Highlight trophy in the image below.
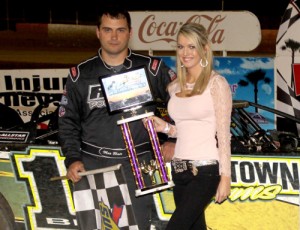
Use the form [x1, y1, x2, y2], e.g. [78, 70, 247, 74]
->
[99, 66, 174, 196]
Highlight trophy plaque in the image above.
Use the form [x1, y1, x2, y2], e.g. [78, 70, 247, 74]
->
[99, 66, 174, 196]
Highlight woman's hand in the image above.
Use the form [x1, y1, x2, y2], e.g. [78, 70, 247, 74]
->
[215, 175, 231, 204]
[143, 116, 167, 133]
[161, 141, 175, 162]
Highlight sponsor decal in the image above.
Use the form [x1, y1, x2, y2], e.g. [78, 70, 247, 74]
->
[70, 67, 77, 78]
[60, 95, 68, 106]
[87, 84, 106, 110]
[168, 69, 177, 81]
[58, 106, 65, 117]
[151, 59, 159, 71]
[99, 201, 122, 229]
[0, 131, 29, 142]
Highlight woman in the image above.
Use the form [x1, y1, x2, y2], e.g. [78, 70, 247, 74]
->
[146, 23, 232, 229]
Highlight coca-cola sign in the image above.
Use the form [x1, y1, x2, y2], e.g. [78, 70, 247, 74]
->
[130, 11, 261, 51]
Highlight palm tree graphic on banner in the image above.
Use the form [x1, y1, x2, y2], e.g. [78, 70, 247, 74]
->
[238, 69, 272, 112]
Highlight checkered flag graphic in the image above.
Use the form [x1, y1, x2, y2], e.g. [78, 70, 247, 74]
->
[276, 69, 300, 135]
[276, 0, 300, 44]
[73, 164, 138, 230]
[294, 63, 300, 96]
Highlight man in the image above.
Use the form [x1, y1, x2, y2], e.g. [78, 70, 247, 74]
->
[58, 4, 176, 230]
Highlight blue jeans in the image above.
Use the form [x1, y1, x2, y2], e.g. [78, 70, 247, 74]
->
[166, 163, 220, 230]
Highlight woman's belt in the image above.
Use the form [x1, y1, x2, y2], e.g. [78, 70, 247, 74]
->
[171, 158, 218, 175]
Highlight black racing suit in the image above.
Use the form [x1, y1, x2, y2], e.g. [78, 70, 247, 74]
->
[58, 48, 176, 229]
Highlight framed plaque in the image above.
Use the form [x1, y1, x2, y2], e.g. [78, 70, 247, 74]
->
[99, 66, 155, 116]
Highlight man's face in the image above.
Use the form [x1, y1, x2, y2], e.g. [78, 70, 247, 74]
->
[96, 14, 132, 56]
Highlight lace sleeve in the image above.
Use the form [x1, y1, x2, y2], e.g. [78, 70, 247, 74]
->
[210, 75, 232, 177]
[166, 84, 177, 138]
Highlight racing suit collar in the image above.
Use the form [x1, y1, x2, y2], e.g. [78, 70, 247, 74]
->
[98, 48, 133, 70]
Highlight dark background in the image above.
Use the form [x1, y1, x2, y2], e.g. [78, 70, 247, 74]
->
[0, 0, 293, 68]
[0, 0, 291, 30]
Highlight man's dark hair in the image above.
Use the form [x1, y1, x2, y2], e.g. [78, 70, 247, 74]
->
[97, 3, 131, 30]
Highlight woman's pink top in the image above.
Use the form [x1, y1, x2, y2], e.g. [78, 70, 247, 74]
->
[168, 72, 232, 176]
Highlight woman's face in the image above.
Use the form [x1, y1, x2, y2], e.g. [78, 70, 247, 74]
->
[177, 34, 201, 70]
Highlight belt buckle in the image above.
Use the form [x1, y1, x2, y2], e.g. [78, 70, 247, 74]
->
[190, 164, 198, 176]
[172, 159, 188, 173]
[187, 161, 198, 176]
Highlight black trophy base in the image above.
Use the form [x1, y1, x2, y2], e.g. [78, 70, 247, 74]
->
[135, 181, 175, 197]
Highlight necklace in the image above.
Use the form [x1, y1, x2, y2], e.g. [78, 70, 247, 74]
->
[185, 82, 195, 90]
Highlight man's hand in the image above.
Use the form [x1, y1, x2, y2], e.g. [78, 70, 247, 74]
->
[162, 141, 175, 162]
[66, 161, 85, 183]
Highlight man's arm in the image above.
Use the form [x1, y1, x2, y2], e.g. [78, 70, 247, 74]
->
[58, 71, 83, 168]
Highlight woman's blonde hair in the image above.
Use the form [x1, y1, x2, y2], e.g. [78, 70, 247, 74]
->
[170, 22, 214, 96]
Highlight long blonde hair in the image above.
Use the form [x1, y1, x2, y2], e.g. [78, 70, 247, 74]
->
[170, 23, 214, 96]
